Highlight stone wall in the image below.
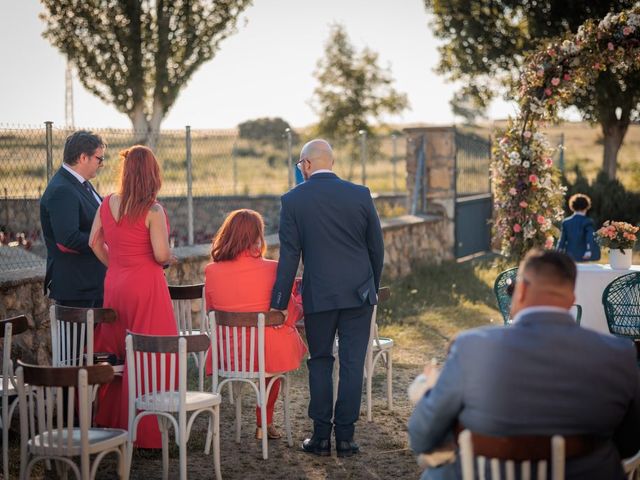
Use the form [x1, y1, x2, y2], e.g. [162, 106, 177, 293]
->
[0, 193, 407, 246]
[0, 214, 450, 364]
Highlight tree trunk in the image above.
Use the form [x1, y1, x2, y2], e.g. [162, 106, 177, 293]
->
[147, 98, 165, 151]
[600, 120, 628, 180]
[130, 105, 150, 145]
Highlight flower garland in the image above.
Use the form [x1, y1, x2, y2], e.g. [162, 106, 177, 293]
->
[492, 6, 640, 260]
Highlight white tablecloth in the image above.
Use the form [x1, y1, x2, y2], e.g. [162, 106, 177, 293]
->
[575, 263, 640, 334]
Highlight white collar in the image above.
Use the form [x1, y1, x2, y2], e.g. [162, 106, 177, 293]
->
[512, 305, 570, 323]
[573, 211, 586, 216]
[62, 163, 88, 184]
[310, 169, 333, 177]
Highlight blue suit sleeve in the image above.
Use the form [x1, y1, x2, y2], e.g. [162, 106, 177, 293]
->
[48, 186, 92, 254]
[365, 191, 384, 290]
[270, 195, 301, 310]
[557, 221, 567, 252]
[408, 342, 464, 454]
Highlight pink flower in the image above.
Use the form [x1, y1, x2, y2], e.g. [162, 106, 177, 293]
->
[608, 42, 614, 51]
[523, 131, 532, 139]
[548, 99, 556, 105]
[544, 157, 553, 167]
[544, 88, 553, 96]
[594, 62, 601, 70]
[500, 136, 509, 145]
[529, 174, 539, 184]
[624, 26, 633, 36]
[563, 73, 571, 81]
[519, 201, 528, 208]
[536, 69, 545, 77]
[545, 237, 555, 249]
[513, 224, 522, 233]
[509, 187, 517, 195]
[548, 48, 557, 57]
[551, 77, 560, 86]
[537, 215, 546, 225]
[510, 236, 516, 242]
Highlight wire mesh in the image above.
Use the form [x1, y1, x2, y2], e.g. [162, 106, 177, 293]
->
[0, 124, 407, 273]
[455, 131, 491, 197]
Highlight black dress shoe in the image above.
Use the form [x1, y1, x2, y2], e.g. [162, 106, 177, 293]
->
[336, 440, 360, 458]
[302, 437, 331, 456]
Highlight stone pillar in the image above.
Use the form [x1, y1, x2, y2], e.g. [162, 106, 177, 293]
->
[403, 126, 456, 256]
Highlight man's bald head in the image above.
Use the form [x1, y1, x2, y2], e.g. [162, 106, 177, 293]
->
[298, 139, 334, 179]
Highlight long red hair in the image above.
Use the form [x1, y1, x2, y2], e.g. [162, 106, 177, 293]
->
[117, 145, 162, 222]
[211, 209, 267, 262]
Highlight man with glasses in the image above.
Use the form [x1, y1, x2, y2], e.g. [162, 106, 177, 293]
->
[271, 139, 384, 458]
[40, 130, 107, 307]
[408, 249, 640, 479]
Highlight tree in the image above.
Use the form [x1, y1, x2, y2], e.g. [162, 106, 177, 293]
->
[238, 117, 299, 146]
[311, 24, 409, 139]
[424, 0, 638, 178]
[40, 0, 252, 145]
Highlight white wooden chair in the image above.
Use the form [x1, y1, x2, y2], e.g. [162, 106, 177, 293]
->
[49, 304, 118, 367]
[458, 429, 566, 480]
[332, 287, 394, 422]
[126, 332, 222, 480]
[624, 450, 640, 479]
[0, 315, 29, 480]
[16, 361, 128, 480]
[169, 284, 207, 391]
[207, 310, 293, 460]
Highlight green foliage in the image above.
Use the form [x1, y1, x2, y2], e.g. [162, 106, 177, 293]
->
[562, 167, 640, 228]
[39, 0, 252, 137]
[311, 24, 409, 139]
[425, 0, 638, 176]
[237, 117, 299, 146]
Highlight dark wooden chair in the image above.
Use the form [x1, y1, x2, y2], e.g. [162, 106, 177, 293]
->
[16, 361, 128, 480]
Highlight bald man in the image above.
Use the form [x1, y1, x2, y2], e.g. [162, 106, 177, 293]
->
[271, 139, 384, 457]
[408, 250, 640, 480]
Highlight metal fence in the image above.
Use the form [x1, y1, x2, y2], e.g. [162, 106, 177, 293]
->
[455, 131, 492, 197]
[0, 123, 407, 273]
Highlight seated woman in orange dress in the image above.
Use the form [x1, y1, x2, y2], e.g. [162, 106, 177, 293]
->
[205, 209, 307, 440]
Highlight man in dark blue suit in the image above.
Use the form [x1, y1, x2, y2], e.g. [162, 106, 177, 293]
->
[40, 131, 107, 308]
[557, 193, 600, 262]
[270, 139, 384, 457]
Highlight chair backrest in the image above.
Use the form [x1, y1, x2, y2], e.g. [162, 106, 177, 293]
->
[458, 429, 565, 480]
[126, 332, 211, 412]
[603, 272, 640, 338]
[49, 305, 117, 367]
[16, 362, 114, 476]
[169, 284, 206, 335]
[0, 315, 29, 391]
[207, 311, 285, 389]
[494, 267, 518, 324]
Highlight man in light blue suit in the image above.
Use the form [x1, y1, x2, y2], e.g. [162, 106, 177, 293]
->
[408, 249, 640, 479]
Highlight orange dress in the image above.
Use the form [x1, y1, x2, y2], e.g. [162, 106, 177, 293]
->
[94, 196, 178, 448]
[204, 252, 306, 375]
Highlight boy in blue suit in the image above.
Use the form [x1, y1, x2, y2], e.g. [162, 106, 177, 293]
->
[557, 193, 600, 262]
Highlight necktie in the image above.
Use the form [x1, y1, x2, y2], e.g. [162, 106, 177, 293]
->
[82, 181, 93, 195]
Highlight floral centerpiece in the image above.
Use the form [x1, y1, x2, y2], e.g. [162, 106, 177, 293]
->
[596, 221, 639, 269]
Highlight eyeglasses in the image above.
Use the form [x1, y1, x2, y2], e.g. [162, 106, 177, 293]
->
[94, 155, 105, 164]
[295, 158, 307, 170]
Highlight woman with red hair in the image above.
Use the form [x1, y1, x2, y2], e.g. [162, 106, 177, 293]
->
[89, 145, 177, 448]
[205, 209, 306, 440]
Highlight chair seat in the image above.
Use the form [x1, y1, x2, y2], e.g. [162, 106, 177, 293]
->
[136, 390, 221, 412]
[372, 337, 394, 351]
[29, 428, 127, 456]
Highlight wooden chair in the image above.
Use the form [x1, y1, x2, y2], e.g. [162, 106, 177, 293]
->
[125, 332, 221, 480]
[458, 429, 565, 480]
[207, 310, 292, 460]
[332, 288, 395, 422]
[49, 304, 118, 367]
[494, 268, 583, 325]
[169, 284, 207, 391]
[0, 315, 29, 480]
[16, 362, 128, 480]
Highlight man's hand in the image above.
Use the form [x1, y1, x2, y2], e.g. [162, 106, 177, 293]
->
[582, 250, 592, 260]
[269, 308, 288, 329]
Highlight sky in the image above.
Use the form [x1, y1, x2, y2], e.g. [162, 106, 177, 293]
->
[0, 0, 518, 130]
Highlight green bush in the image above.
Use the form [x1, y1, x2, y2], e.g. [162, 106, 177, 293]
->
[562, 167, 640, 228]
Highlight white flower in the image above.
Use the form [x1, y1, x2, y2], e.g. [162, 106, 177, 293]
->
[509, 151, 520, 161]
[522, 161, 530, 168]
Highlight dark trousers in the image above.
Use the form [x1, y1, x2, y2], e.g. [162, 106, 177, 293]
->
[56, 299, 103, 308]
[304, 303, 373, 441]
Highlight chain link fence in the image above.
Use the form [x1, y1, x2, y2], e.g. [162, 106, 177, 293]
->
[0, 123, 407, 273]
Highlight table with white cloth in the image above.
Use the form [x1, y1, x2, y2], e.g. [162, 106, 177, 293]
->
[575, 263, 640, 334]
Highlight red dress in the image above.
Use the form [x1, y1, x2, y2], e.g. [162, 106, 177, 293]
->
[204, 252, 307, 375]
[94, 195, 177, 448]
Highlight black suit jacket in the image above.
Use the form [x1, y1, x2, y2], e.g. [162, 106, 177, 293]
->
[40, 167, 106, 301]
[270, 172, 384, 315]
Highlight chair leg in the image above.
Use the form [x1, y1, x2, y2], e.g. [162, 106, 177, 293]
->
[386, 351, 393, 410]
[159, 417, 170, 480]
[366, 359, 373, 422]
[213, 408, 222, 480]
[179, 411, 188, 480]
[283, 375, 293, 447]
[260, 386, 268, 460]
[228, 383, 234, 405]
[120, 443, 129, 480]
[2, 401, 8, 480]
[234, 383, 243, 444]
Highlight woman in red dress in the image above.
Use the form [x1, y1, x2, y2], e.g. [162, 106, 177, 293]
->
[89, 145, 177, 448]
[205, 209, 307, 440]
